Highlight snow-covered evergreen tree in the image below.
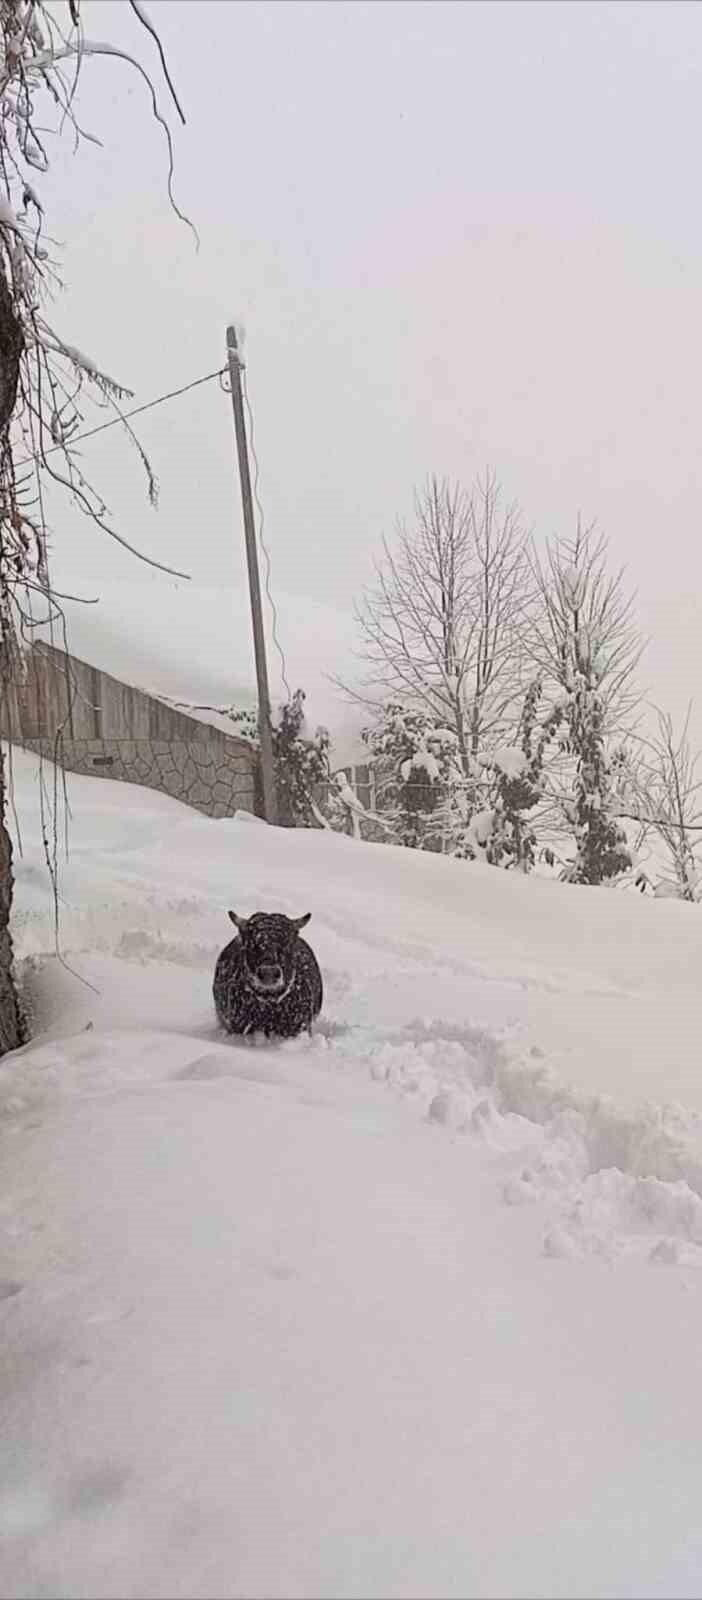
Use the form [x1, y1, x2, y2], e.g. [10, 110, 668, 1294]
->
[560, 682, 632, 884]
[529, 523, 641, 885]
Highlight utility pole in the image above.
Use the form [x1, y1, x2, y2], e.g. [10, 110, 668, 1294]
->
[226, 325, 277, 825]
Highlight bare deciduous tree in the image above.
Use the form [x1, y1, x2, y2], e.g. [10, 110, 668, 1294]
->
[351, 470, 531, 773]
[528, 519, 643, 721]
[630, 707, 702, 901]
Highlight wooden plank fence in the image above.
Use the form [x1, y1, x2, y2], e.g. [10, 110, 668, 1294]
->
[0, 642, 258, 820]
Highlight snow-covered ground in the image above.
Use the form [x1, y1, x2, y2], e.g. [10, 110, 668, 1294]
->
[3, 748, 702, 1598]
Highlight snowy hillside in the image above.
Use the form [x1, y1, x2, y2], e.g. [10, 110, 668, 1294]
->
[3, 750, 702, 1597]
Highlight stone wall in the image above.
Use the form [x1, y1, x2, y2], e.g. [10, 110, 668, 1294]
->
[20, 736, 255, 820]
[1, 643, 258, 821]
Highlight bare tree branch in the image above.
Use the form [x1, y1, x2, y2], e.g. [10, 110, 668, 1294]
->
[33, 37, 198, 245]
[127, 0, 186, 126]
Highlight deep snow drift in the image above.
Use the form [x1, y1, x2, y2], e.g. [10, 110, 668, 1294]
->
[2, 749, 702, 1598]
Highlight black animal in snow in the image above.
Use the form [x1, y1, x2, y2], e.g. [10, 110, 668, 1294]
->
[213, 910, 323, 1040]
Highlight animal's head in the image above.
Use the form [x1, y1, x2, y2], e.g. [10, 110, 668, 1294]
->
[228, 910, 311, 998]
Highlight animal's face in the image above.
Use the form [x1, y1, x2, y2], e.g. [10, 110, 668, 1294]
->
[229, 910, 311, 998]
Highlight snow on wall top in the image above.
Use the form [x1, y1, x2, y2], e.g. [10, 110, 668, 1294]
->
[32, 577, 367, 760]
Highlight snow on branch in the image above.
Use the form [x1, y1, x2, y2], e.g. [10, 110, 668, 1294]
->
[37, 330, 134, 403]
[35, 38, 198, 246]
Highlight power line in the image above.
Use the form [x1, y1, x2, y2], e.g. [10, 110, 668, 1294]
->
[16, 365, 227, 468]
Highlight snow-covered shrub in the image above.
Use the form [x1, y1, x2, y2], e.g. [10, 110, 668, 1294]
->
[362, 703, 461, 850]
[446, 680, 565, 870]
[273, 692, 332, 828]
[231, 690, 331, 828]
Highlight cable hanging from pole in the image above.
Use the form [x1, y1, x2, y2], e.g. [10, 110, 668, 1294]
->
[15, 365, 227, 468]
[240, 366, 292, 707]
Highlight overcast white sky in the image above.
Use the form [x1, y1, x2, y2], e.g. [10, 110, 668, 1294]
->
[38, 0, 702, 741]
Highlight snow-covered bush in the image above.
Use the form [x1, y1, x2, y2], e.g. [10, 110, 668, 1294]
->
[362, 683, 567, 871]
[362, 703, 462, 850]
[272, 691, 332, 828]
[231, 690, 332, 828]
[443, 680, 565, 870]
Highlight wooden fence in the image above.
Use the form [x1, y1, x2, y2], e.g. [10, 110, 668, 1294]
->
[0, 642, 257, 820]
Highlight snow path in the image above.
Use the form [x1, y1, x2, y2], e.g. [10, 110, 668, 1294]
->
[3, 752, 702, 1595]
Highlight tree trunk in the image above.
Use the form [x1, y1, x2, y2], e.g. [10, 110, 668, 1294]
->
[0, 273, 23, 432]
[0, 749, 25, 1053]
[0, 269, 26, 1055]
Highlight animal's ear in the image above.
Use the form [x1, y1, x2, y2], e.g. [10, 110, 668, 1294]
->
[228, 911, 248, 930]
[291, 912, 311, 931]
